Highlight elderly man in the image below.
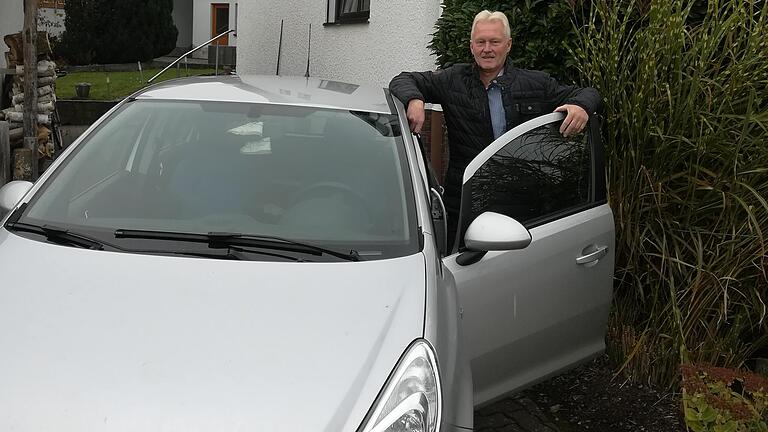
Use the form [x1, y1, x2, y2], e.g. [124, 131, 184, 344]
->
[389, 9, 601, 248]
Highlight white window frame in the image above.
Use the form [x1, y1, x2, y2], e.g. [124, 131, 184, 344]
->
[326, 0, 370, 24]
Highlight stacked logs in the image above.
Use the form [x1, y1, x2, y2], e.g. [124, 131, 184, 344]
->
[0, 31, 56, 159]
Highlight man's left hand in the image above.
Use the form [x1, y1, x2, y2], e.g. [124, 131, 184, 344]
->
[554, 104, 589, 137]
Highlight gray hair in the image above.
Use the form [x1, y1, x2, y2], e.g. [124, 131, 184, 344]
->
[471, 10, 511, 39]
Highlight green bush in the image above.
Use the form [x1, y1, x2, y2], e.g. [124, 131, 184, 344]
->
[571, 0, 768, 387]
[60, 0, 178, 65]
[429, 0, 589, 82]
[58, 0, 96, 64]
[682, 363, 768, 432]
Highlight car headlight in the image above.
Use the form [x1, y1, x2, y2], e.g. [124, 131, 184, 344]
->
[359, 339, 442, 432]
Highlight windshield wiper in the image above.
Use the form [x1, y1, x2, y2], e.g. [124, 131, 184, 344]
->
[114, 229, 361, 262]
[173, 246, 305, 262]
[6, 222, 107, 250]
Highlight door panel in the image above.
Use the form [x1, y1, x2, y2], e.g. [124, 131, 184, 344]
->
[445, 206, 613, 404]
[211, 4, 229, 45]
[444, 113, 614, 404]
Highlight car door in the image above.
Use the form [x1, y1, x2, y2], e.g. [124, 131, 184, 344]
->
[442, 112, 615, 405]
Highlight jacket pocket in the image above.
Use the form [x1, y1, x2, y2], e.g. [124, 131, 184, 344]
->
[514, 101, 545, 115]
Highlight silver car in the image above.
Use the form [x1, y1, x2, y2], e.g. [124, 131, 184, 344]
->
[0, 75, 614, 432]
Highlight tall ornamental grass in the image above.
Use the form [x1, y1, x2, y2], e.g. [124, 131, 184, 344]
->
[571, 0, 768, 387]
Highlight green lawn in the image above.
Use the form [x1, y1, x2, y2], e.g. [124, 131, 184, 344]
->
[56, 68, 217, 100]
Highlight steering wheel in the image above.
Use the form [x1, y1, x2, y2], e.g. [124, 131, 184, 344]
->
[282, 181, 374, 229]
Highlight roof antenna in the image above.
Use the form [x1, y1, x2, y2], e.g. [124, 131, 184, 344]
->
[304, 23, 312, 78]
[276, 19, 284, 75]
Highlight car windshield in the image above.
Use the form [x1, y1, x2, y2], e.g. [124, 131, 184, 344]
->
[18, 100, 419, 260]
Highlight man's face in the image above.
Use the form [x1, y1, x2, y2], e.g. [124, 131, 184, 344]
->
[470, 20, 512, 73]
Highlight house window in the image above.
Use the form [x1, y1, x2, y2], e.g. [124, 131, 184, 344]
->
[39, 0, 65, 8]
[326, 0, 370, 24]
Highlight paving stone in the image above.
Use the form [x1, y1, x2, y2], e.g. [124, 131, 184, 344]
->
[476, 404, 503, 417]
[508, 410, 558, 432]
[474, 412, 510, 431]
[496, 398, 527, 413]
[496, 424, 528, 432]
[477, 398, 526, 417]
[515, 396, 555, 423]
[475, 395, 560, 432]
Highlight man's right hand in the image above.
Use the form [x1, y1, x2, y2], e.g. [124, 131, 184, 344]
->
[406, 99, 426, 134]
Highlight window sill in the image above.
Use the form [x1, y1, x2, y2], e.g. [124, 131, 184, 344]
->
[323, 17, 370, 26]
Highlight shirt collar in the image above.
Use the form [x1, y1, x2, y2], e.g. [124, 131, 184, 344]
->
[487, 69, 504, 89]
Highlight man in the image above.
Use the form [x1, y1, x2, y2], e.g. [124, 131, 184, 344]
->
[389, 10, 601, 249]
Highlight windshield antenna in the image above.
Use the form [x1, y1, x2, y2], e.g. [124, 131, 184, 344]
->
[276, 19, 284, 75]
[304, 22, 312, 78]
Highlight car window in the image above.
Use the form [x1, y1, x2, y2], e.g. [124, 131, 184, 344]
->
[62, 109, 150, 197]
[461, 119, 593, 231]
[21, 100, 419, 260]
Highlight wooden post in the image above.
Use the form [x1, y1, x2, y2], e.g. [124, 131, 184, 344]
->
[0, 121, 9, 186]
[430, 110, 445, 184]
[23, 0, 39, 180]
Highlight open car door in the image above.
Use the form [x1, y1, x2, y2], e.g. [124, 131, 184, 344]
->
[443, 112, 615, 404]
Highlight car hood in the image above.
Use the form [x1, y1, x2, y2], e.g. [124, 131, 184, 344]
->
[0, 231, 426, 432]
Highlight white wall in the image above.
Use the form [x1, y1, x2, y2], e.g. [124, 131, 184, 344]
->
[0, 2, 24, 66]
[192, 0, 238, 59]
[37, 7, 65, 38]
[237, 0, 441, 87]
[0, 2, 24, 104]
[173, 0, 194, 49]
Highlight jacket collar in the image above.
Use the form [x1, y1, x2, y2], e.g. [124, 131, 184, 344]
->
[497, 60, 517, 86]
[468, 59, 517, 87]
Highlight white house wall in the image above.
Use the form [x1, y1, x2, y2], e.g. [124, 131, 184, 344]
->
[37, 8, 65, 38]
[238, 0, 441, 87]
[173, 0, 194, 50]
[0, 2, 24, 66]
[192, 0, 238, 60]
[0, 1, 24, 104]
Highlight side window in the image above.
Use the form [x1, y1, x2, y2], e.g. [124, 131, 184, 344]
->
[326, 0, 370, 24]
[461, 118, 594, 234]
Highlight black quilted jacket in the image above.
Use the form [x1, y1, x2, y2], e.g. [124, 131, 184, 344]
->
[389, 61, 601, 222]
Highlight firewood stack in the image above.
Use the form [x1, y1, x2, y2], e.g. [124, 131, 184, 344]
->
[0, 31, 57, 159]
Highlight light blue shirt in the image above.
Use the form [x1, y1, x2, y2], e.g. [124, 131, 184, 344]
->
[487, 75, 506, 140]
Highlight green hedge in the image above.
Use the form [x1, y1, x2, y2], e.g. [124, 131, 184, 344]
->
[429, 0, 588, 82]
[60, 0, 178, 65]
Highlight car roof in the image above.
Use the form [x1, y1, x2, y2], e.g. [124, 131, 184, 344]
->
[134, 74, 394, 114]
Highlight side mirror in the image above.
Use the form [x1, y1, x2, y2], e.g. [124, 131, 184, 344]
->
[464, 211, 531, 251]
[0, 181, 33, 214]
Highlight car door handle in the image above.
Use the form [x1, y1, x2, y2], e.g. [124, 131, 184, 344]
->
[576, 245, 608, 265]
